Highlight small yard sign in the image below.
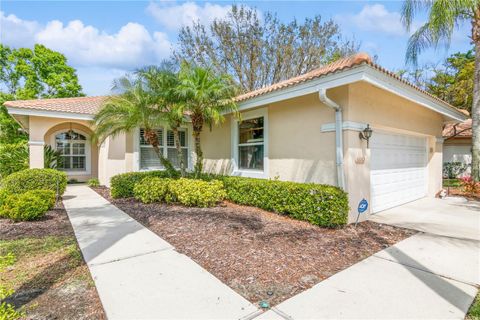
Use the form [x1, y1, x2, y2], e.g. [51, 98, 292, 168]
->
[355, 198, 368, 226]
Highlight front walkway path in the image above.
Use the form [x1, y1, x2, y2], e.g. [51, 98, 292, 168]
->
[258, 197, 480, 319]
[63, 185, 258, 320]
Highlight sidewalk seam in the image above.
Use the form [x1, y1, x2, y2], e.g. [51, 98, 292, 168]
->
[88, 246, 174, 267]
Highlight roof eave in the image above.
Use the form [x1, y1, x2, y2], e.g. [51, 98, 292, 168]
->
[237, 64, 467, 122]
[6, 106, 94, 121]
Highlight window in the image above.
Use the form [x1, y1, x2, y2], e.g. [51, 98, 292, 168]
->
[55, 131, 87, 171]
[238, 117, 264, 170]
[166, 130, 188, 168]
[139, 128, 164, 170]
[139, 128, 189, 170]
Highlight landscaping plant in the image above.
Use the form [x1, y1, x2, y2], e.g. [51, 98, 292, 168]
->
[1, 168, 67, 195]
[168, 178, 226, 207]
[0, 189, 55, 221]
[443, 161, 468, 179]
[177, 63, 238, 177]
[87, 178, 100, 187]
[110, 170, 173, 198]
[134, 177, 173, 203]
[459, 176, 479, 196]
[0, 252, 23, 320]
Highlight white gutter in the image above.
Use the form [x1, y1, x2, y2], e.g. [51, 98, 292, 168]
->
[318, 88, 346, 190]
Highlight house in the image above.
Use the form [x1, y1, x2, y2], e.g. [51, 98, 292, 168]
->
[4, 53, 467, 222]
[443, 119, 472, 174]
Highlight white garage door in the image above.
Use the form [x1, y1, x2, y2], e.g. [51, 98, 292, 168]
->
[370, 132, 427, 213]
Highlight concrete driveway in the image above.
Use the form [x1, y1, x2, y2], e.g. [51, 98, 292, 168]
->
[257, 197, 480, 319]
[369, 197, 480, 241]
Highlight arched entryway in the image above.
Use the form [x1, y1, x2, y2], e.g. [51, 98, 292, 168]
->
[44, 122, 98, 182]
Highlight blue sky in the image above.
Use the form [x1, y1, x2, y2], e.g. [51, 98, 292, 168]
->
[0, 1, 473, 96]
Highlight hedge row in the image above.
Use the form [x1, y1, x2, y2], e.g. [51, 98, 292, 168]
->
[111, 171, 349, 227]
[134, 177, 225, 207]
[2, 168, 68, 195]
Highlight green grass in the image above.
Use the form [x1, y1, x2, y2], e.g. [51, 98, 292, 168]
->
[467, 291, 480, 320]
[443, 178, 461, 188]
[0, 236, 80, 261]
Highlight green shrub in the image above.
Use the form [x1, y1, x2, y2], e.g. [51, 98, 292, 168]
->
[134, 178, 173, 203]
[222, 177, 348, 227]
[1, 169, 67, 195]
[1, 190, 53, 222]
[0, 141, 28, 179]
[110, 170, 176, 198]
[169, 178, 226, 207]
[87, 178, 100, 187]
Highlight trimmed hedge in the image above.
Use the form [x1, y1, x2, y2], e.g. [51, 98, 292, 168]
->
[110, 171, 173, 198]
[1, 168, 67, 195]
[110, 171, 349, 227]
[169, 178, 226, 207]
[133, 177, 225, 207]
[134, 178, 173, 203]
[0, 189, 55, 221]
[222, 177, 348, 227]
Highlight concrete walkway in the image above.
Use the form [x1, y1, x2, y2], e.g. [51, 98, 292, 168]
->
[257, 197, 480, 319]
[63, 185, 258, 320]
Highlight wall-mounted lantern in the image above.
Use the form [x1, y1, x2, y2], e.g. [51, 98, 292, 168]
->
[359, 124, 373, 148]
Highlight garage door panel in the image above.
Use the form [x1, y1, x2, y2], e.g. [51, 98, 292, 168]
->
[370, 132, 427, 213]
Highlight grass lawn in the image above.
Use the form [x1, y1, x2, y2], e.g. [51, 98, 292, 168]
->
[0, 203, 104, 319]
[443, 178, 461, 188]
[467, 291, 480, 320]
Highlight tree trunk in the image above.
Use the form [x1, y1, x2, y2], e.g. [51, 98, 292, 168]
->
[172, 127, 186, 177]
[143, 129, 177, 177]
[471, 12, 480, 181]
[191, 114, 204, 177]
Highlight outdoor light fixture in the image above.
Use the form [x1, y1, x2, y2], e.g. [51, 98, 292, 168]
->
[67, 122, 76, 139]
[359, 124, 373, 148]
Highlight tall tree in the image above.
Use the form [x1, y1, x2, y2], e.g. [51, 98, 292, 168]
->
[137, 65, 188, 177]
[175, 5, 358, 92]
[401, 0, 480, 180]
[92, 74, 177, 177]
[176, 63, 238, 176]
[0, 43, 83, 144]
[428, 50, 475, 112]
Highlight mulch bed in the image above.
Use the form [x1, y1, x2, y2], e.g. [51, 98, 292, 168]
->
[94, 186, 416, 306]
[445, 187, 480, 201]
[0, 200, 105, 320]
[0, 201, 73, 241]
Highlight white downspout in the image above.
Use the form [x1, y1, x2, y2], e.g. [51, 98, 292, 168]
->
[318, 88, 346, 190]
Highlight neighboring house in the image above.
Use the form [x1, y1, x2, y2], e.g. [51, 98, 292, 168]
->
[4, 53, 466, 222]
[443, 119, 472, 174]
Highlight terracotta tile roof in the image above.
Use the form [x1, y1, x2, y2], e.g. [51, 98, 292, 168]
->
[235, 52, 463, 116]
[443, 119, 472, 139]
[3, 53, 463, 117]
[4, 96, 107, 115]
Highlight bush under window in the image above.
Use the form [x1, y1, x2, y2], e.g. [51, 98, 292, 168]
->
[110, 170, 175, 198]
[1, 168, 67, 195]
[134, 177, 173, 203]
[168, 178, 226, 207]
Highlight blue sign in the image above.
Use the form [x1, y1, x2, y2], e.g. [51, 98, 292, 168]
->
[358, 198, 368, 214]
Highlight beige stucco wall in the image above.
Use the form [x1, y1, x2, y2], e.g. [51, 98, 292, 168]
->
[267, 92, 337, 184]
[344, 82, 445, 222]
[98, 133, 132, 186]
[200, 116, 233, 175]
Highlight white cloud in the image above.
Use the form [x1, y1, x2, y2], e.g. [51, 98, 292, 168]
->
[147, 1, 231, 30]
[0, 11, 39, 47]
[0, 11, 172, 69]
[336, 4, 406, 36]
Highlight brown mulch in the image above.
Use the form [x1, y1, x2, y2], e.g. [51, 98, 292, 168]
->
[0, 201, 73, 241]
[0, 200, 106, 320]
[94, 187, 416, 306]
[446, 187, 480, 201]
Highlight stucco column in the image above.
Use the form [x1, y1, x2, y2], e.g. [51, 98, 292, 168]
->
[28, 141, 44, 168]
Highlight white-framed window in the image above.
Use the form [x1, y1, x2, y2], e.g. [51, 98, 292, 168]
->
[139, 127, 189, 170]
[238, 117, 264, 170]
[232, 107, 269, 178]
[55, 131, 87, 172]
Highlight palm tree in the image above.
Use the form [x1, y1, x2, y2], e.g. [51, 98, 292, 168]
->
[92, 74, 177, 176]
[176, 63, 238, 177]
[137, 66, 188, 177]
[401, 0, 480, 180]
